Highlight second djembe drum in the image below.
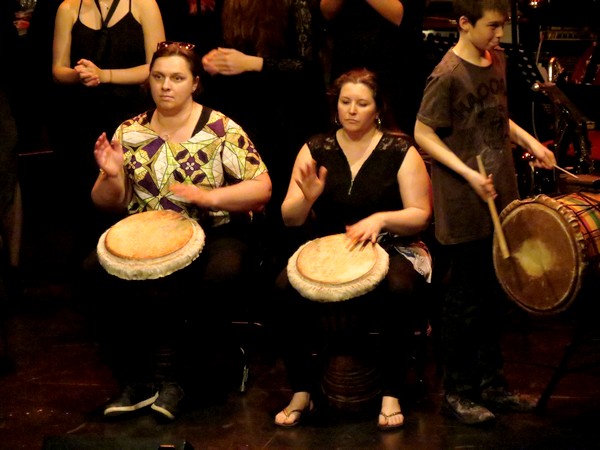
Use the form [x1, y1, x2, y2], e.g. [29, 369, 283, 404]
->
[287, 233, 389, 411]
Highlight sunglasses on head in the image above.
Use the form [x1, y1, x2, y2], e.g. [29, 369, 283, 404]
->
[156, 41, 196, 51]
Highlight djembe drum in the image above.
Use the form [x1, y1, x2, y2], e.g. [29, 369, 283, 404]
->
[287, 233, 389, 411]
[97, 210, 205, 280]
[493, 192, 600, 314]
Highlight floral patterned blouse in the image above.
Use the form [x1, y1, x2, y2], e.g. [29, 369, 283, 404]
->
[114, 106, 268, 228]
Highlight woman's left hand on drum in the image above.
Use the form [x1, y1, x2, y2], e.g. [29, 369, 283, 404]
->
[169, 183, 210, 206]
[94, 132, 124, 178]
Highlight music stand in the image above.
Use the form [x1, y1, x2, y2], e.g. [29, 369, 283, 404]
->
[504, 44, 595, 175]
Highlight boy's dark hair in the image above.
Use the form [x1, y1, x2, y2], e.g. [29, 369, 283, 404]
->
[452, 0, 510, 24]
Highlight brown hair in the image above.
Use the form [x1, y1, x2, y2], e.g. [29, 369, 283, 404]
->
[453, 0, 510, 25]
[148, 42, 203, 96]
[150, 42, 202, 78]
[329, 68, 394, 130]
[221, 0, 289, 57]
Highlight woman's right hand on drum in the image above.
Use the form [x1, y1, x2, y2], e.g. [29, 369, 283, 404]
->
[345, 215, 383, 245]
[94, 132, 124, 178]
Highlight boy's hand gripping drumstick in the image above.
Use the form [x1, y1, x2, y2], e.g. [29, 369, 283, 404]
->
[476, 155, 510, 259]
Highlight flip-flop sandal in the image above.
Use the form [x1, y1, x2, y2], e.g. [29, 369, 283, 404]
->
[378, 410, 404, 431]
[274, 402, 314, 427]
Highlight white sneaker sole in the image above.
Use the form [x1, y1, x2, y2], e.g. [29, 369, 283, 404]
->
[103, 392, 159, 416]
[151, 402, 176, 420]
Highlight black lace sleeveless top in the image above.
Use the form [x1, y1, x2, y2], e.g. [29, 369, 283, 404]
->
[307, 130, 410, 238]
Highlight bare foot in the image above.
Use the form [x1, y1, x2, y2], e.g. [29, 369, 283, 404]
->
[274, 392, 312, 427]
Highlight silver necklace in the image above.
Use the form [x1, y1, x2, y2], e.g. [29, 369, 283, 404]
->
[157, 106, 195, 141]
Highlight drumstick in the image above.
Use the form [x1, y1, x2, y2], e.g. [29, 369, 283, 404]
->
[553, 164, 579, 179]
[476, 155, 510, 259]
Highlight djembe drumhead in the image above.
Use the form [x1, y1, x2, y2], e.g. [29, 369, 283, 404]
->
[287, 233, 389, 303]
[97, 210, 205, 280]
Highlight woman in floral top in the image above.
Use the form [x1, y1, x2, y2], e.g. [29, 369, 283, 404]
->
[89, 41, 271, 421]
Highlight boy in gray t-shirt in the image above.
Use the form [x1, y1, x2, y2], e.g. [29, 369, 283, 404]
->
[414, 0, 556, 425]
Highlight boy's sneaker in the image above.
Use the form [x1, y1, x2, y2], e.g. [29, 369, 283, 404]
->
[481, 386, 537, 412]
[103, 384, 159, 417]
[442, 393, 496, 425]
[151, 383, 185, 420]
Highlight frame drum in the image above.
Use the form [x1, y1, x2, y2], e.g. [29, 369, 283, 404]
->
[494, 192, 600, 314]
[97, 210, 205, 280]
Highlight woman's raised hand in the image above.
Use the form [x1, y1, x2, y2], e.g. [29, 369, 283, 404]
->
[295, 159, 327, 203]
[94, 132, 123, 178]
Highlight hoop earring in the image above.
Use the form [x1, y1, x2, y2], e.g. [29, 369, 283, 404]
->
[376, 117, 382, 129]
[334, 114, 340, 126]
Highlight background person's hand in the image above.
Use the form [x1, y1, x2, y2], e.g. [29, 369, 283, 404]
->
[204, 48, 253, 75]
[201, 49, 220, 75]
[75, 59, 101, 87]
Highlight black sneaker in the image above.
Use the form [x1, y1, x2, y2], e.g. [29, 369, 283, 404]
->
[481, 386, 537, 412]
[151, 383, 185, 420]
[103, 384, 159, 417]
[442, 393, 496, 425]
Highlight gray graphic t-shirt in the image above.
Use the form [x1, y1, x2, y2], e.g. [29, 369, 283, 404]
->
[417, 48, 519, 245]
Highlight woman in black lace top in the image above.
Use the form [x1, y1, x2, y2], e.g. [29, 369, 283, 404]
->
[273, 68, 432, 430]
